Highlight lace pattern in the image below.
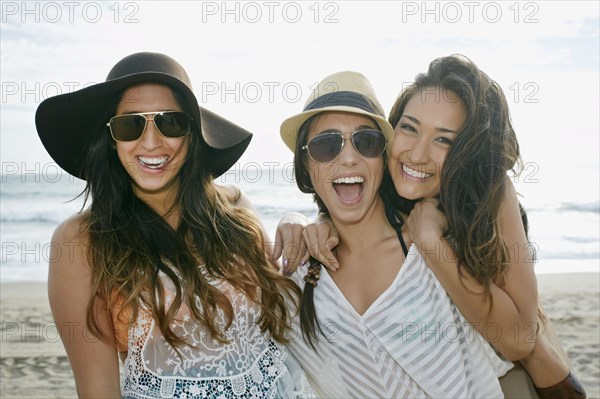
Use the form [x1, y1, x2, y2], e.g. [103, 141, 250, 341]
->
[122, 317, 289, 398]
[121, 270, 312, 398]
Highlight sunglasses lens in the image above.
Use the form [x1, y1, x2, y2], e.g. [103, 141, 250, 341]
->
[354, 130, 386, 157]
[307, 134, 343, 162]
[110, 115, 146, 141]
[154, 112, 191, 138]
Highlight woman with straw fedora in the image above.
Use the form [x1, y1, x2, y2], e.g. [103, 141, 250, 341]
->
[36, 52, 311, 398]
[279, 55, 586, 398]
[278, 69, 512, 398]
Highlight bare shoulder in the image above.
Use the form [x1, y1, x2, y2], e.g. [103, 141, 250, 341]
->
[49, 211, 92, 279]
[214, 183, 270, 242]
[52, 211, 90, 244]
[215, 184, 242, 205]
[499, 176, 523, 225]
[47, 211, 121, 395]
[215, 183, 256, 211]
[503, 175, 519, 201]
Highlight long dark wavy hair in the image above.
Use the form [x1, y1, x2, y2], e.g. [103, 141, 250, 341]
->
[388, 54, 533, 303]
[79, 83, 300, 348]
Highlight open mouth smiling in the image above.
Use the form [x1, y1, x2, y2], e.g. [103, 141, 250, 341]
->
[332, 175, 364, 202]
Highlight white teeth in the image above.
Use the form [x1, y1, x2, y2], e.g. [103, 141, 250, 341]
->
[333, 176, 364, 184]
[139, 156, 168, 169]
[402, 164, 432, 179]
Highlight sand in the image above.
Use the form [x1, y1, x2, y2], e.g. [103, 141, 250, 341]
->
[1, 273, 599, 398]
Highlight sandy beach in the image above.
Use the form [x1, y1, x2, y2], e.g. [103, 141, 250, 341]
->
[1, 273, 599, 398]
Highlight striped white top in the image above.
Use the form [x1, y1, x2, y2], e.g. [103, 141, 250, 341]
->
[287, 244, 513, 398]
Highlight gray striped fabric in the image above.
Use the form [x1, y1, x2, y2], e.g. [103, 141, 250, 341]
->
[287, 244, 513, 398]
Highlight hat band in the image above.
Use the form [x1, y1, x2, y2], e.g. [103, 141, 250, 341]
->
[304, 91, 382, 117]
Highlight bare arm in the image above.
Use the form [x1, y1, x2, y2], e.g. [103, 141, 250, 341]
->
[48, 215, 121, 397]
[234, 188, 273, 249]
[219, 184, 291, 271]
[217, 184, 272, 251]
[408, 179, 538, 360]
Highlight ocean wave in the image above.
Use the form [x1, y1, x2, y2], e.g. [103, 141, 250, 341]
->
[0, 190, 84, 199]
[0, 214, 63, 224]
[562, 236, 600, 244]
[257, 206, 317, 217]
[559, 201, 600, 213]
[1, 204, 82, 224]
[539, 251, 600, 260]
[527, 200, 600, 214]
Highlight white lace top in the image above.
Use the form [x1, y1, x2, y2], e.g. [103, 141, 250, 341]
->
[287, 244, 513, 398]
[118, 270, 313, 399]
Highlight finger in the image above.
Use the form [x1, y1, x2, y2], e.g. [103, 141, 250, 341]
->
[300, 247, 310, 267]
[282, 227, 303, 276]
[294, 227, 311, 267]
[325, 225, 340, 250]
[280, 230, 296, 276]
[320, 247, 339, 272]
[285, 239, 307, 276]
[271, 227, 283, 262]
[312, 223, 340, 270]
[302, 226, 319, 260]
[304, 229, 339, 271]
[281, 223, 309, 275]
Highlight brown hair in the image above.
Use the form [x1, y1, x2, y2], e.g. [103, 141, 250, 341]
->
[388, 54, 530, 302]
[81, 85, 300, 348]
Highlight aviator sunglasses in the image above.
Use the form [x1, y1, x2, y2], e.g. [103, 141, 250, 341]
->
[107, 111, 193, 142]
[302, 129, 387, 163]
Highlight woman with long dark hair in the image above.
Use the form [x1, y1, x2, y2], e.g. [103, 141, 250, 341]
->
[280, 69, 512, 397]
[285, 55, 586, 398]
[36, 52, 306, 398]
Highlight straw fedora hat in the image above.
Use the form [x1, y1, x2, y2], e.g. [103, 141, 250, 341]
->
[35, 52, 252, 179]
[280, 71, 393, 152]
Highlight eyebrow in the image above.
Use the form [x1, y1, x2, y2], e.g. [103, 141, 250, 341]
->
[357, 124, 376, 130]
[401, 114, 459, 134]
[317, 124, 377, 135]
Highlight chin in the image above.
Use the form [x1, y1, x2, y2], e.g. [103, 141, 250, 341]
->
[396, 189, 418, 201]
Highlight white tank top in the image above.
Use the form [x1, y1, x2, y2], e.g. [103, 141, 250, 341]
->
[287, 244, 513, 398]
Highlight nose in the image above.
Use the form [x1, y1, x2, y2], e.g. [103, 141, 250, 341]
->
[139, 117, 161, 150]
[407, 135, 430, 164]
[337, 134, 359, 166]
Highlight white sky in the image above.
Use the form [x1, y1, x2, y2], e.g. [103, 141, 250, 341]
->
[1, 0, 599, 206]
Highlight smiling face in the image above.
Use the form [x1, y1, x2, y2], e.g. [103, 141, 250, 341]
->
[114, 83, 189, 204]
[305, 111, 385, 224]
[389, 87, 467, 200]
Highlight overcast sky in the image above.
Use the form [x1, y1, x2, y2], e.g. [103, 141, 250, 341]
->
[1, 1, 598, 205]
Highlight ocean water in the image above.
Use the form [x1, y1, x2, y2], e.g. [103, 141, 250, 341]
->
[1, 169, 598, 282]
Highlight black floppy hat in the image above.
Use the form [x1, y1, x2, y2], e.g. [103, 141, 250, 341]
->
[35, 52, 252, 179]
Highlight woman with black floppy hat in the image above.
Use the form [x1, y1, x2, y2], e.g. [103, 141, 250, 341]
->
[36, 52, 310, 398]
